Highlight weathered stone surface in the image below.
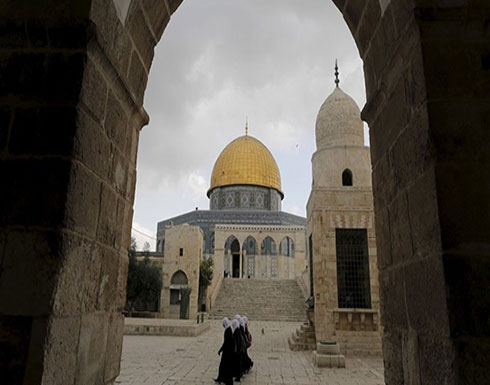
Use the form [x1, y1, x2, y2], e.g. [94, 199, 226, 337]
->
[401, 329, 421, 385]
[379, 267, 407, 330]
[387, 192, 413, 265]
[141, 0, 170, 40]
[126, 3, 155, 69]
[407, 169, 441, 259]
[404, 257, 450, 336]
[64, 163, 101, 239]
[127, 51, 147, 104]
[418, 335, 456, 385]
[382, 331, 403, 385]
[52, 234, 101, 316]
[75, 312, 109, 385]
[96, 184, 118, 247]
[375, 206, 392, 270]
[74, 108, 112, 180]
[104, 313, 124, 383]
[39, 316, 81, 385]
[97, 247, 120, 311]
[80, 59, 108, 124]
[104, 91, 129, 152]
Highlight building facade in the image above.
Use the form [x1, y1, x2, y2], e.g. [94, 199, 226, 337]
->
[156, 131, 309, 314]
[307, 78, 382, 355]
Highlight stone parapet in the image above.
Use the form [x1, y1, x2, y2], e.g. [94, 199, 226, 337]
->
[124, 317, 210, 337]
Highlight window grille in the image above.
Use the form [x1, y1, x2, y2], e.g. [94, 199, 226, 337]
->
[336, 229, 371, 308]
[247, 255, 255, 277]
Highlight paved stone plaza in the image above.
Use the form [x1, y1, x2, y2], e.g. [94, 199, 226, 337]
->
[117, 320, 385, 385]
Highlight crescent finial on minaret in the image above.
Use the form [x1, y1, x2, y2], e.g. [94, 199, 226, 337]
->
[335, 59, 340, 87]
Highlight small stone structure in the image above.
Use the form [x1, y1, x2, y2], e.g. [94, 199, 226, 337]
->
[160, 224, 202, 320]
[313, 341, 346, 368]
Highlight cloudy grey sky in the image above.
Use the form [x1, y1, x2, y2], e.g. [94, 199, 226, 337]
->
[131, 0, 366, 249]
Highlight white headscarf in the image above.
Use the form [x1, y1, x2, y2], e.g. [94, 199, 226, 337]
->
[239, 316, 245, 328]
[243, 316, 248, 326]
[222, 317, 231, 329]
[231, 319, 239, 332]
[234, 314, 241, 321]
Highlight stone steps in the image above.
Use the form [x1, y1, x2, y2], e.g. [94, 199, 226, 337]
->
[288, 321, 316, 351]
[209, 278, 307, 322]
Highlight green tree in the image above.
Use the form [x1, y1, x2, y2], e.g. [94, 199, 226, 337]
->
[126, 253, 162, 315]
[199, 257, 214, 288]
[198, 258, 214, 311]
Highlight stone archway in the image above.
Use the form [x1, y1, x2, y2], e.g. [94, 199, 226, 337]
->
[0, 1, 489, 384]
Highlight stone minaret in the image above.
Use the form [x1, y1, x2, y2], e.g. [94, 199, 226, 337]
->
[306, 64, 381, 356]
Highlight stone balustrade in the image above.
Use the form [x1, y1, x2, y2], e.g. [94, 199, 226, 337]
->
[333, 308, 379, 331]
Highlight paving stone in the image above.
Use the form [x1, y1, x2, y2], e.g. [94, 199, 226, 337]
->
[117, 320, 384, 385]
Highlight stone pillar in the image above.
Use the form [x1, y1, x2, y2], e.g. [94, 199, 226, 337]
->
[240, 250, 245, 278]
[338, 0, 490, 383]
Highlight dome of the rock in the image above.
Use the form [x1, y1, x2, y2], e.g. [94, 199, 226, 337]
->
[207, 135, 282, 198]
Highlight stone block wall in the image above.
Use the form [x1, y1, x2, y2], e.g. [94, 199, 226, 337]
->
[161, 225, 202, 320]
[336, 0, 490, 383]
[307, 188, 379, 343]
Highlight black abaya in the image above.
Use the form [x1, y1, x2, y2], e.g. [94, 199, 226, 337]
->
[217, 327, 235, 385]
[233, 328, 244, 380]
[243, 326, 253, 372]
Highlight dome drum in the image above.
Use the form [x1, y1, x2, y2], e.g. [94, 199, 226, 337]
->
[210, 185, 282, 211]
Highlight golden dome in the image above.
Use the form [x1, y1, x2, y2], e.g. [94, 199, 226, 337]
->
[208, 135, 283, 197]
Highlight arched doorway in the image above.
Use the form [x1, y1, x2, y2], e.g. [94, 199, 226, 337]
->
[261, 236, 277, 278]
[280, 236, 295, 257]
[1, 1, 489, 384]
[169, 270, 189, 319]
[224, 236, 240, 278]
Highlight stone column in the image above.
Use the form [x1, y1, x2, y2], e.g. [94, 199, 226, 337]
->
[338, 1, 490, 383]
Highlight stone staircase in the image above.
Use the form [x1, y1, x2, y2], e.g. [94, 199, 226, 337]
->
[209, 278, 307, 322]
[333, 330, 383, 356]
[288, 322, 316, 351]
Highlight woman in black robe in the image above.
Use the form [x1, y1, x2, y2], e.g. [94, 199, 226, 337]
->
[231, 318, 243, 381]
[242, 316, 254, 373]
[215, 317, 234, 385]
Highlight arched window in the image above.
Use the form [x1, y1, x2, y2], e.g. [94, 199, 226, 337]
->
[342, 169, 353, 186]
[170, 270, 188, 305]
[242, 236, 257, 255]
[170, 270, 188, 286]
[260, 236, 276, 255]
[279, 237, 295, 257]
[225, 236, 241, 278]
[224, 236, 240, 254]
